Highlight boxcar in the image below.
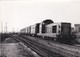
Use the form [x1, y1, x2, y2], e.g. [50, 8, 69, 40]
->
[31, 23, 40, 36]
[20, 28, 27, 33]
[27, 26, 31, 34]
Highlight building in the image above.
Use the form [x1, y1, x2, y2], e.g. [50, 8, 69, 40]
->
[74, 24, 80, 43]
[74, 24, 80, 33]
[71, 27, 74, 33]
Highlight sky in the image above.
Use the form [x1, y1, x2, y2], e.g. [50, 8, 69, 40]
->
[0, 0, 80, 33]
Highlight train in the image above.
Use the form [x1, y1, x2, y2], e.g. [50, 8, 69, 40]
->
[20, 19, 76, 44]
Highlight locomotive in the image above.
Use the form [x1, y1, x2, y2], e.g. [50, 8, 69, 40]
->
[20, 19, 76, 44]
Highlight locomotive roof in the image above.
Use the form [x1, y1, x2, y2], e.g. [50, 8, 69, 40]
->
[46, 22, 71, 26]
[41, 19, 54, 24]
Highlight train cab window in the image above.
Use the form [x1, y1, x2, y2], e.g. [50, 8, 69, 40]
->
[58, 30, 60, 33]
[52, 26, 57, 33]
[59, 25, 60, 28]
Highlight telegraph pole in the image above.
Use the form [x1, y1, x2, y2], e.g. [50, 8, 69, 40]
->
[5, 22, 7, 33]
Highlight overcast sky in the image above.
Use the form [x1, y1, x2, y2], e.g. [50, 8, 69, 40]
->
[0, 0, 80, 33]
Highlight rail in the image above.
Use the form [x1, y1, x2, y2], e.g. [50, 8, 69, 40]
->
[20, 34, 80, 57]
[10, 35, 63, 57]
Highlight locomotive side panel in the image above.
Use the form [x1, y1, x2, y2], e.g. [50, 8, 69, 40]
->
[37, 23, 61, 38]
[39, 19, 53, 34]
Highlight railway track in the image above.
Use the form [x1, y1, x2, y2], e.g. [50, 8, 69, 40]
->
[11, 35, 63, 57]
[18, 34, 80, 57]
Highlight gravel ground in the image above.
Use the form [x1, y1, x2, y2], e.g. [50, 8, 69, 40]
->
[0, 38, 40, 57]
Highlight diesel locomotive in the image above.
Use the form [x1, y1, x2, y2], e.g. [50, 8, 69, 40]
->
[20, 19, 76, 44]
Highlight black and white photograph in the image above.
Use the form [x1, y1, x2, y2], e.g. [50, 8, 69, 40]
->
[0, 0, 80, 57]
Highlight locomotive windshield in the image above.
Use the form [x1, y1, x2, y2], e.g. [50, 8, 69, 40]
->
[61, 23, 71, 34]
[52, 26, 57, 33]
